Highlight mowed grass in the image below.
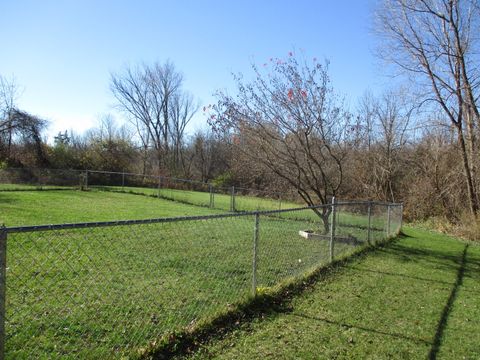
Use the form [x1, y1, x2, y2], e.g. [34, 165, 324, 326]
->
[184, 228, 480, 360]
[0, 189, 223, 226]
[2, 189, 363, 358]
[0, 182, 397, 236]
[92, 185, 293, 213]
[92, 185, 396, 238]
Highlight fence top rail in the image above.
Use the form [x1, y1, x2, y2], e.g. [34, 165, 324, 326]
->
[0, 168, 406, 206]
[2, 200, 401, 234]
[0, 167, 85, 174]
[336, 200, 403, 207]
[2, 205, 324, 233]
[86, 170, 209, 186]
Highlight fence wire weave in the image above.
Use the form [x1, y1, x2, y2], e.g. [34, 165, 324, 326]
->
[0, 201, 402, 358]
[0, 168, 297, 212]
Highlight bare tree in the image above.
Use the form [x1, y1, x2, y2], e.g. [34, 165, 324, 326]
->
[169, 92, 198, 173]
[210, 55, 351, 232]
[0, 75, 22, 158]
[407, 124, 463, 221]
[375, 0, 480, 214]
[110, 61, 196, 174]
[355, 90, 412, 202]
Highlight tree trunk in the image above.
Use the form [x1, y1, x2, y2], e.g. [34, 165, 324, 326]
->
[457, 124, 479, 215]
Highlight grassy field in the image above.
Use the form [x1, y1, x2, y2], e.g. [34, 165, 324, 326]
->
[1, 187, 474, 359]
[91, 185, 294, 213]
[2, 189, 371, 358]
[0, 189, 224, 226]
[90, 185, 396, 238]
[0, 182, 396, 233]
[182, 227, 480, 359]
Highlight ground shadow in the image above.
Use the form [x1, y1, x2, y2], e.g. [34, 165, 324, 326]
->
[148, 235, 474, 359]
[291, 312, 431, 346]
[428, 244, 468, 359]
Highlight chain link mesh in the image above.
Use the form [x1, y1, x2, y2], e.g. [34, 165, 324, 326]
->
[6, 216, 254, 358]
[2, 200, 403, 358]
[0, 168, 298, 212]
[256, 208, 331, 289]
[0, 168, 82, 190]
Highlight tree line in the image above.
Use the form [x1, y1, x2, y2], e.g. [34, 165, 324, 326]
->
[1, 0, 479, 233]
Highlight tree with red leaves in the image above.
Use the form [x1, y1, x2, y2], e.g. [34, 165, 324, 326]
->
[209, 54, 351, 232]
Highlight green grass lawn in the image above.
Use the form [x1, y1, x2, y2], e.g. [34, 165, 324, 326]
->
[0, 189, 224, 226]
[91, 185, 397, 239]
[91, 185, 295, 213]
[3, 190, 368, 358]
[183, 227, 480, 360]
[1, 182, 398, 236]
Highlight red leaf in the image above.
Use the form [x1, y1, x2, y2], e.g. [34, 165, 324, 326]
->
[288, 89, 294, 100]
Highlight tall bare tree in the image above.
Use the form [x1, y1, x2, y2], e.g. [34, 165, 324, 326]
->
[0, 75, 22, 159]
[375, 0, 480, 214]
[355, 90, 412, 202]
[210, 55, 351, 232]
[110, 61, 196, 174]
[169, 92, 198, 173]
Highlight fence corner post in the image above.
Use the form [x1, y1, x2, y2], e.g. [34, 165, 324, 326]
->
[329, 197, 336, 263]
[0, 226, 7, 359]
[252, 213, 259, 297]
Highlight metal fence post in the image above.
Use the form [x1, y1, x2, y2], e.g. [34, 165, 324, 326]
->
[252, 213, 259, 297]
[387, 204, 391, 237]
[122, 172, 125, 191]
[209, 185, 214, 208]
[400, 203, 404, 232]
[85, 170, 89, 190]
[230, 186, 236, 212]
[0, 227, 7, 359]
[158, 176, 161, 198]
[367, 201, 372, 245]
[329, 197, 336, 262]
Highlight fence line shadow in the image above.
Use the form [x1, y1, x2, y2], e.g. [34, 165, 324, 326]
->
[290, 312, 431, 345]
[346, 266, 454, 286]
[428, 244, 468, 360]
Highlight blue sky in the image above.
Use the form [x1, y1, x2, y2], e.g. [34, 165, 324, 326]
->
[0, 0, 386, 140]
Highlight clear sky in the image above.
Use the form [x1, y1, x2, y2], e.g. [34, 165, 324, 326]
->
[0, 0, 386, 141]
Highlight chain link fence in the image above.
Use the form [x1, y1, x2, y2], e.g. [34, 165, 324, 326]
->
[0, 168, 298, 212]
[0, 168, 83, 190]
[0, 200, 402, 358]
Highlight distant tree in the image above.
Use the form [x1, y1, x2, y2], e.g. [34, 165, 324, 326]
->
[110, 61, 197, 174]
[375, 0, 480, 215]
[186, 130, 232, 182]
[3, 109, 48, 165]
[54, 130, 71, 147]
[353, 89, 412, 202]
[83, 115, 136, 173]
[50, 129, 78, 169]
[0, 75, 22, 160]
[209, 54, 351, 232]
[405, 125, 463, 221]
[169, 92, 199, 173]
